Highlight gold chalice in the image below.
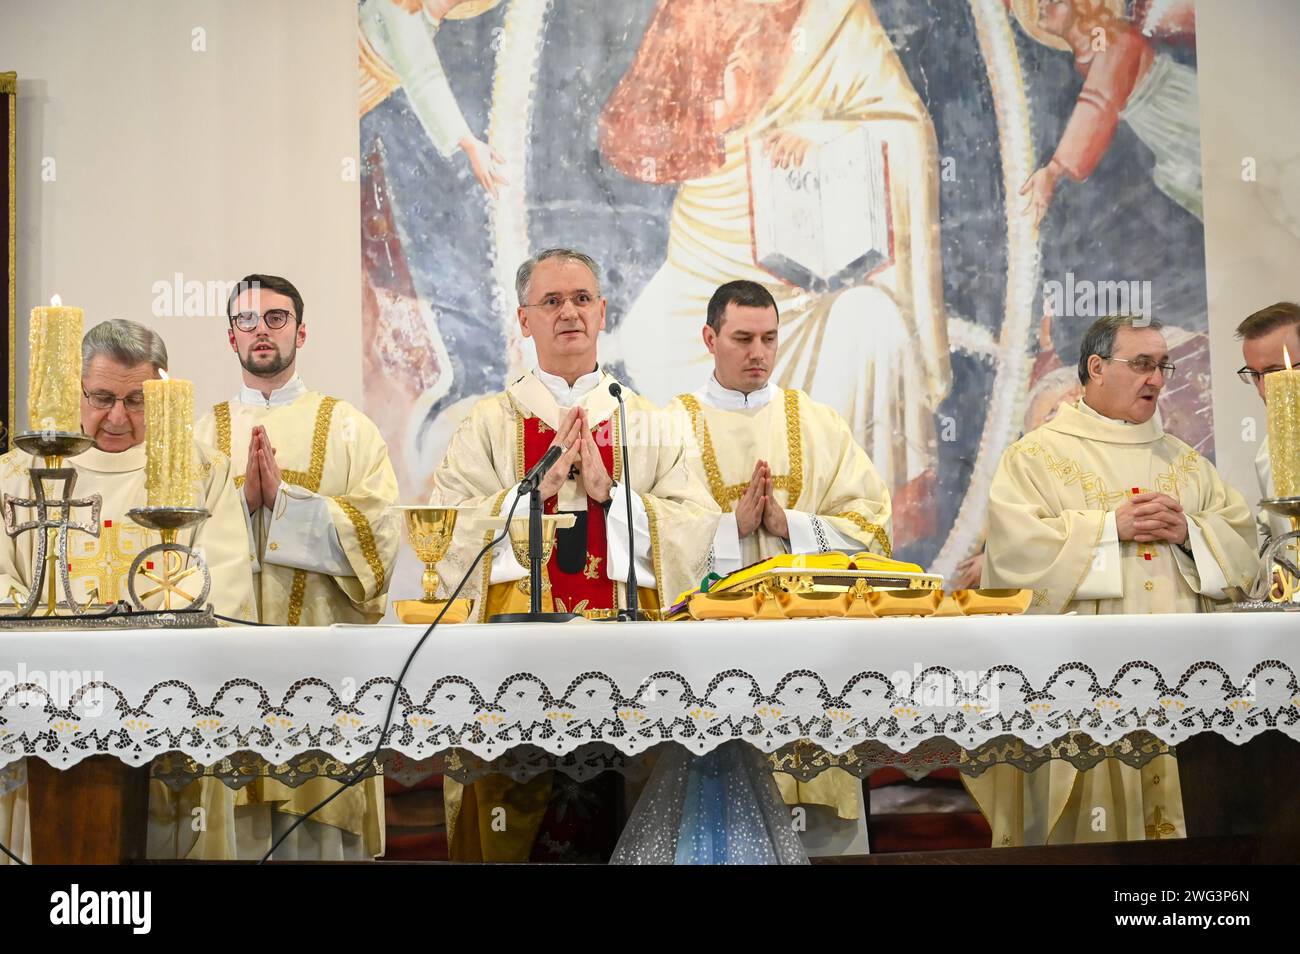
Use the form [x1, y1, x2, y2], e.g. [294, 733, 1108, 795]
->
[455, 511, 577, 623]
[506, 513, 576, 596]
[391, 505, 473, 624]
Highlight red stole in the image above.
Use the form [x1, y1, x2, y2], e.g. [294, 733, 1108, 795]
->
[523, 416, 617, 612]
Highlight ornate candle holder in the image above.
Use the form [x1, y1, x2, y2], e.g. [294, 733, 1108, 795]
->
[14, 430, 96, 461]
[1, 430, 101, 618]
[1229, 496, 1300, 611]
[1261, 497, 1300, 606]
[125, 506, 212, 611]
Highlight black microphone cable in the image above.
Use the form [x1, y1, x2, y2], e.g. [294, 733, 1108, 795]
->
[0, 477, 532, 864]
[255, 487, 526, 864]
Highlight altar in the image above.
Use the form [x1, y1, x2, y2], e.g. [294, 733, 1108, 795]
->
[5, 611, 1299, 863]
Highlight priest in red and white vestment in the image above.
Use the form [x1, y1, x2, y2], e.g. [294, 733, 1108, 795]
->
[428, 248, 719, 861]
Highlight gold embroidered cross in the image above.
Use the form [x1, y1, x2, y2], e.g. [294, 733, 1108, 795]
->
[68, 519, 148, 604]
[1145, 805, 1177, 839]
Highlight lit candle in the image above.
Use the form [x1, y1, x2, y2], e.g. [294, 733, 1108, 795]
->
[143, 371, 196, 508]
[1266, 344, 1300, 498]
[27, 295, 83, 433]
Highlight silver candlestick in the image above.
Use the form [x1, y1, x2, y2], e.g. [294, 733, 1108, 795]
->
[125, 507, 213, 612]
[1, 430, 101, 618]
[1227, 496, 1300, 612]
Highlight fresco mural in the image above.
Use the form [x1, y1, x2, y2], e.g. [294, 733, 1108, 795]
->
[357, 0, 1205, 579]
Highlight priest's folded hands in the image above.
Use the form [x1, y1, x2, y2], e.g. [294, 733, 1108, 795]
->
[732, 460, 789, 540]
[1116, 491, 1188, 546]
[536, 406, 612, 504]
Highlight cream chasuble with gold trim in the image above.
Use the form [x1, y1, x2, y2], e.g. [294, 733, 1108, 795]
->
[196, 384, 400, 626]
[670, 381, 892, 572]
[429, 369, 719, 621]
[969, 399, 1256, 847]
[153, 383, 400, 861]
[428, 369, 718, 863]
[670, 379, 892, 828]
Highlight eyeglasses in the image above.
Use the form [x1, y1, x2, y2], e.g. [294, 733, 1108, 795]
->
[1107, 356, 1176, 380]
[231, 309, 294, 332]
[82, 386, 145, 412]
[520, 292, 600, 316]
[1238, 365, 1287, 386]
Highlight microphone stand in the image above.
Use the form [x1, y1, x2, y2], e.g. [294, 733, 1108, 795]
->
[488, 453, 577, 624]
[526, 481, 545, 616]
[610, 383, 641, 621]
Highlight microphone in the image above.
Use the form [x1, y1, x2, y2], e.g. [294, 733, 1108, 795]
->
[609, 381, 640, 620]
[520, 443, 564, 492]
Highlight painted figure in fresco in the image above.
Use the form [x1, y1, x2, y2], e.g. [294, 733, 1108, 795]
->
[1012, 0, 1202, 224]
[600, 0, 949, 546]
[358, 0, 508, 489]
[359, 0, 508, 198]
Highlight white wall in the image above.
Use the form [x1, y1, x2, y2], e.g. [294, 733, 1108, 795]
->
[1200, 0, 1300, 508]
[2, 0, 360, 417]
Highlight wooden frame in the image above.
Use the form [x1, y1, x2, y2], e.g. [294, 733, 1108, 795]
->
[1, 71, 14, 453]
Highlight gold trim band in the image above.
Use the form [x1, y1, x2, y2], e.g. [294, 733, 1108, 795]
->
[213, 401, 232, 456]
[676, 390, 804, 511]
[834, 511, 893, 559]
[334, 495, 387, 592]
[286, 569, 308, 626]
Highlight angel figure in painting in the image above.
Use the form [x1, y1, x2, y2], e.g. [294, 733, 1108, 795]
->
[359, 0, 508, 198]
[1012, 0, 1202, 224]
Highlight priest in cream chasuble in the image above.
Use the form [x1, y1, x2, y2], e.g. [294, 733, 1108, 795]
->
[971, 318, 1256, 847]
[667, 280, 891, 847]
[160, 275, 397, 861]
[0, 320, 255, 865]
[428, 250, 719, 861]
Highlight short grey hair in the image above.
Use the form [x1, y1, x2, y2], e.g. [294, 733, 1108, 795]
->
[82, 319, 169, 374]
[1077, 315, 1163, 385]
[515, 248, 601, 306]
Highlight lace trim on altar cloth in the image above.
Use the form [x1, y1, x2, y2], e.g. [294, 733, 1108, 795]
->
[149, 751, 381, 791]
[145, 728, 1177, 790]
[2, 661, 1296, 775]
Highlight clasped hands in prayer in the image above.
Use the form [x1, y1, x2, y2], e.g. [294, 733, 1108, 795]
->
[734, 460, 788, 539]
[537, 407, 613, 503]
[242, 425, 282, 513]
[1115, 491, 1189, 547]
